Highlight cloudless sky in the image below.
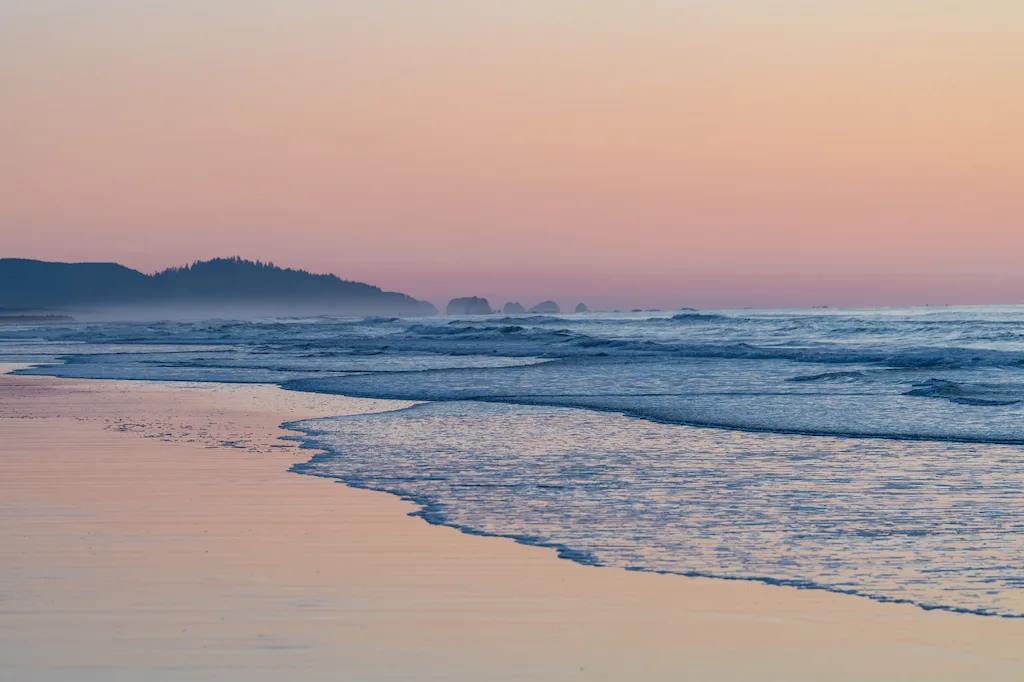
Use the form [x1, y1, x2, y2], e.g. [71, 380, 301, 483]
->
[2, 1, 1023, 309]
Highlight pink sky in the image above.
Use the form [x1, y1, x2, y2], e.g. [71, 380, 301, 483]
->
[2, 1, 1023, 309]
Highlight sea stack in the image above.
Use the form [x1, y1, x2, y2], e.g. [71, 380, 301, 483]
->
[446, 297, 492, 315]
[575, 303, 589, 313]
[529, 301, 561, 314]
[503, 302, 527, 314]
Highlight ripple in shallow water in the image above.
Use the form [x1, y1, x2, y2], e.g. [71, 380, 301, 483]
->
[290, 401, 1024, 618]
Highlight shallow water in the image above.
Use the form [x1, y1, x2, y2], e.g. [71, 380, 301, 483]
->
[289, 401, 1024, 618]
[4, 306, 1024, 616]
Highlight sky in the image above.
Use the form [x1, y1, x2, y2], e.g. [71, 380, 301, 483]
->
[2, 1, 1023, 310]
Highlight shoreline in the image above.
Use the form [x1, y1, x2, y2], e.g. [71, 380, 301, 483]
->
[287, 412, 1022, 621]
[2, 371, 1023, 680]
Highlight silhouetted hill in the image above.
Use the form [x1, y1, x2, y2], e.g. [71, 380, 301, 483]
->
[0, 259, 149, 309]
[0, 257, 437, 318]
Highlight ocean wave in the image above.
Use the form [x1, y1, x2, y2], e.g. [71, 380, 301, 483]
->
[287, 401, 1024, 618]
[283, 358, 1024, 445]
[484, 315, 567, 325]
[904, 379, 1024, 406]
[787, 371, 870, 383]
[11, 312, 1024, 369]
[670, 312, 730, 322]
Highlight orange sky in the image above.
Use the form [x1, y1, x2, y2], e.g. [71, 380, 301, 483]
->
[2, 1, 1023, 308]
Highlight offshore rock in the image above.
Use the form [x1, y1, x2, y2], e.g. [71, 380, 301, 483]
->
[529, 301, 561, 314]
[503, 301, 527, 314]
[446, 297, 493, 315]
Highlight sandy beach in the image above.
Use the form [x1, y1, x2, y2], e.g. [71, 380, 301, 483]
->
[1, 370, 1023, 681]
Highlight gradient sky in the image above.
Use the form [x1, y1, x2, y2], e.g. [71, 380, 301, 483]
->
[3, 1, 1023, 309]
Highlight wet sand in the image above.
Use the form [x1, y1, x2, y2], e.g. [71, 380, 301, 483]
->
[1, 371, 1022, 681]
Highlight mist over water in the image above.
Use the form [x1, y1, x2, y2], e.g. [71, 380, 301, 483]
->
[4, 306, 1024, 616]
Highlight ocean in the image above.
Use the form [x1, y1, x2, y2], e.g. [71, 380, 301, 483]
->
[4, 306, 1024, 617]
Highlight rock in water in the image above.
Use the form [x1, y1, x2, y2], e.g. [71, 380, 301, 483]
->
[529, 301, 560, 314]
[446, 297, 492, 315]
[575, 303, 589, 313]
[503, 301, 527, 314]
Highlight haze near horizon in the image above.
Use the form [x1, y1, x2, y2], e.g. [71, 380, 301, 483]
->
[3, 1, 1023, 309]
